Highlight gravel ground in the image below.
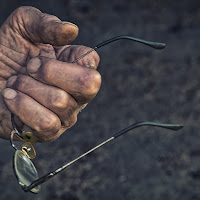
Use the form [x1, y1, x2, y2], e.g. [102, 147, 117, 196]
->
[0, 0, 200, 199]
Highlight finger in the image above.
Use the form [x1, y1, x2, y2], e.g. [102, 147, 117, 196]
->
[2, 88, 61, 142]
[27, 57, 102, 104]
[55, 45, 100, 69]
[10, 6, 79, 46]
[7, 75, 78, 128]
[13, 116, 72, 142]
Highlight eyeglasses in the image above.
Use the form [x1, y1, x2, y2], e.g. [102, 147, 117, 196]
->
[9, 35, 183, 193]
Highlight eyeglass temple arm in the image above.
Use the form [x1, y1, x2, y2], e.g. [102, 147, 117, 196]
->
[10, 114, 24, 150]
[72, 35, 166, 63]
[11, 113, 23, 137]
[23, 121, 183, 192]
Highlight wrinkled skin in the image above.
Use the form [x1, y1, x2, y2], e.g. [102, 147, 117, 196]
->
[0, 6, 101, 142]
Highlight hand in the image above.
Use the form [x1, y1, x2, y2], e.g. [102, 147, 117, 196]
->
[0, 6, 101, 142]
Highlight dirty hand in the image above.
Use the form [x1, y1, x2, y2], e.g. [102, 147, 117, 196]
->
[0, 6, 101, 142]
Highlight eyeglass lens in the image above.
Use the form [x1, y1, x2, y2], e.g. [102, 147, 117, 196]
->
[14, 150, 40, 193]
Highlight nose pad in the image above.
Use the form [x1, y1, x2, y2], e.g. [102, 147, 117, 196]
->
[21, 142, 36, 159]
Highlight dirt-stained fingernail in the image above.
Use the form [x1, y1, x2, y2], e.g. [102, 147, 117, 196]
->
[27, 57, 41, 74]
[6, 76, 17, 87]
[89, 60, 96, 68]
[2, 88, 17, 100]
[55, 20, 78, 28]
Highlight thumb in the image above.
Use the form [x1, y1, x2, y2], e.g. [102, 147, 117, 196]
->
[10, 6, 79, 46]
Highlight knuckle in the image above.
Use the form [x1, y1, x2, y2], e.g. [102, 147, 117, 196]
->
[39, 114, 77, 142]
[63, 113, 77, 129]
[50, 90, 69, 109]
[10, 6, 41, 36]
[12, 6, 37, 20]
[13, 6, 26, 16]
[36, 114, 60, 134]
[80, 69, 102, 98]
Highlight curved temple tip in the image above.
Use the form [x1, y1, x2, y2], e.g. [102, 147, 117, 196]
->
[162, 123, 184, 131]
[72, 35, 167, 63]
[154, 42, 166, 49]
[171, 124, 184, 130]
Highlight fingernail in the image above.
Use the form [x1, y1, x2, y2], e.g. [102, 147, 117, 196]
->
[89, 60, 96, 68]
[27, 57, 41, 74]
[6, 76, 17, 87]
[2, 88, 17, 100]
[56, 20, 78, 28]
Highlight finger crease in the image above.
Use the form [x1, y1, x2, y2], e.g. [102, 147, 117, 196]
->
[0, 52, 23, 72]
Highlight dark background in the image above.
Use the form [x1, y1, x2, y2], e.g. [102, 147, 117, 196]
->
[0, 0, 200, 199]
